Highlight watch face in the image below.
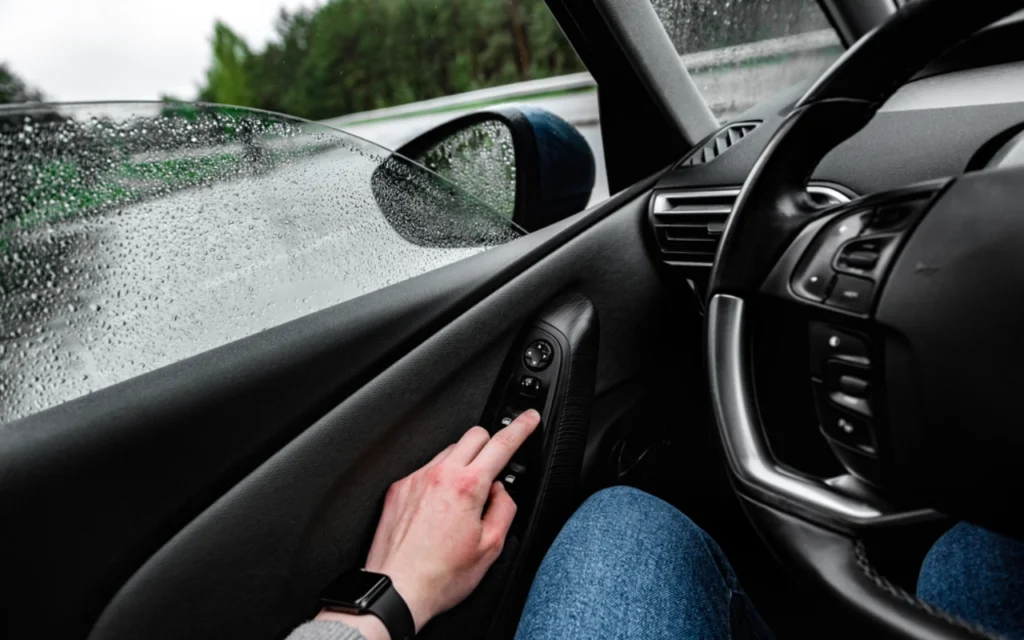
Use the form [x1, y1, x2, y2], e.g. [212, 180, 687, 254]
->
[321, 570, 391, 612]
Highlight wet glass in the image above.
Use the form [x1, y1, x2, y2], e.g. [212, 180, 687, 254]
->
[0, 102, 522, 424]
[648, 0, 842, 121]
[410, 121, 518, 219]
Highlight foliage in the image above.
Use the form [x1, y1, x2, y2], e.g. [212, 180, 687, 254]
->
[198, 23, 256, 106]
[0, 63, 45, 105]
[196, 0, 585, 120]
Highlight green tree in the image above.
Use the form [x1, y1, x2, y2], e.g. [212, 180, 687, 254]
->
[196, 0, 585, 121]
[198, 22, 255, 106]
[0, 62, 44, 105]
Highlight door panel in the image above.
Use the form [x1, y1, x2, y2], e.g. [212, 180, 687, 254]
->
[0, 173, 669, 640]
[92, 186, 669, 640]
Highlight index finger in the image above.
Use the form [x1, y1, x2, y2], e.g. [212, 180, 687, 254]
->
[469, 409, 541, 478]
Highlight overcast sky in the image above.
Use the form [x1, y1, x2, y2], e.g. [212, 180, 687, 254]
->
[0, 0, 314, 102]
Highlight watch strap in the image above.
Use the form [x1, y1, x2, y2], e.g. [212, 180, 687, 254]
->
[366, 582, 415, 640]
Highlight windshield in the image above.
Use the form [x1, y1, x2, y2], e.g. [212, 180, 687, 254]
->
[0, 102, 520, 422]
[648, 0, 842, 120]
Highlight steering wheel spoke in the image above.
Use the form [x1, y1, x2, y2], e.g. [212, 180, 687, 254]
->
[707, 293, 936, 532]
[754, 182, 948, 490]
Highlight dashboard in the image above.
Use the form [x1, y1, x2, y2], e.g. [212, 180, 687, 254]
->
[649, 46, 1024, 271]
[660, 60, 1024, 194]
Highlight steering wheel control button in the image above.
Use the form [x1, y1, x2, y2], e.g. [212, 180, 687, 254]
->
[845, 236, 891, 254]
[825, 212, 867, 245]
[826, 275, 875, 314]
[841, 251, 878, 270]
[824, 411, 875, 453]
[838, 374, 870, 397]
[523, 340, 553, 371]
[828, 390, 872, 417]
[814, 386, 877, 455]
[824, 361, 873, 416]
[867, 199, 927, 232]
[809, 323, 870, 377]
[834, 235, 897, 278]
[518, 375, 542, 396]
[790, 210, 869, 302]
[793, 263, 835, 301]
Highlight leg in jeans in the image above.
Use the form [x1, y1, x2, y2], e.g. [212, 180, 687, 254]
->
[918, 522, 1024, 639]
[514, 486, 773, 640]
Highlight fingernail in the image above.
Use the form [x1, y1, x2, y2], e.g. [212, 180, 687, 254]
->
[525, 409, 541, 420]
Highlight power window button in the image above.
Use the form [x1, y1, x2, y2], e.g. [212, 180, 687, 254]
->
[501, 462, 527, 495]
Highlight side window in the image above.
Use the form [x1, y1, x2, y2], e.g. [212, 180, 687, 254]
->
[648, 0, 842, 121]
[0, 103, 520, 423]
[196, 1, 606, 204]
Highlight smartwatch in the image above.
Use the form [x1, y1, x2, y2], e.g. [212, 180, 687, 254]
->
[320, 569, 415, 640]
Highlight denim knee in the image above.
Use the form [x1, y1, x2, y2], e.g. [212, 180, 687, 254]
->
[918, 522, 1024, 639]
[515, 486, 762, 640]
[557, 486, 741, 591]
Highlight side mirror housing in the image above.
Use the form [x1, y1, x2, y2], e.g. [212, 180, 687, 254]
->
[395, 106, 596, 232]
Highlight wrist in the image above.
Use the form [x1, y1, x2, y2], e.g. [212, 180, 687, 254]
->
[382, 570, 432, 633]
[316, 609, 391, 640]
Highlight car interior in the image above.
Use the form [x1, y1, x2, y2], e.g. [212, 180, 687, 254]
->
[3, 0, 1024, 639]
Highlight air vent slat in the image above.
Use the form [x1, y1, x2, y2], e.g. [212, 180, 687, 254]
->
[658, 224, 719, 239]
[653, 214, 728, 226]
[649, 186, 850, 268]
[655, 204, 733, 215]
[681, 122, 761, 167]
[714, 135, 728, 157]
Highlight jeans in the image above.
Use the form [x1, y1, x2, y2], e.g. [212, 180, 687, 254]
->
[515, 487, 1024, 640]
[918, 522, 1024, 639]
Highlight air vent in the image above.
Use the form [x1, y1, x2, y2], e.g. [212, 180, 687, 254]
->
[680, 122, 760, 166]
[649, 186, 850, 267]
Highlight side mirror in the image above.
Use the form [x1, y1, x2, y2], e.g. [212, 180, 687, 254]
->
[394, 106, 596, 232]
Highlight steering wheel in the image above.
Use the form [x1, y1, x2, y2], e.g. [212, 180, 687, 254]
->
[707, 1, 1024, 638]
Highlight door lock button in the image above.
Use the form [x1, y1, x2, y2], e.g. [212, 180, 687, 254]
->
[518, 375, 542, 396]
[523, 340, 553, 371]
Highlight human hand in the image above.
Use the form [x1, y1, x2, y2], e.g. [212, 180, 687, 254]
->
[318, 409, 541, 637]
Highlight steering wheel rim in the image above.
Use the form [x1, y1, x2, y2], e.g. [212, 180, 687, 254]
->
[706, 1, 1024, 638]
